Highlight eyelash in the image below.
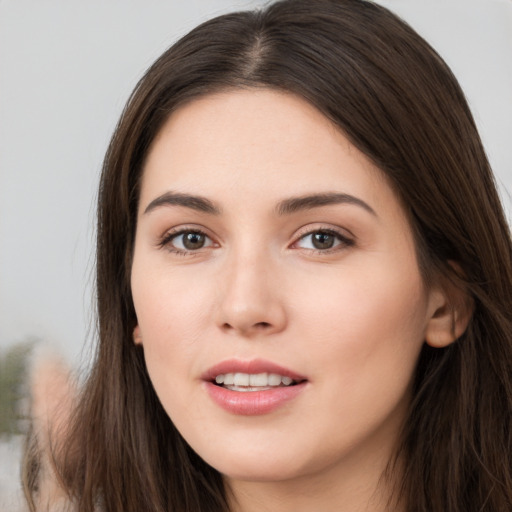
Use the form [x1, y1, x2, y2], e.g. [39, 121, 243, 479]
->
[158, 226, 354, 256]
[157, 227, 214, 256]
[292, 228, 355, 254]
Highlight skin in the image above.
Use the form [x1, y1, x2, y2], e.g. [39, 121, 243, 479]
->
[131, 89, 454, 512]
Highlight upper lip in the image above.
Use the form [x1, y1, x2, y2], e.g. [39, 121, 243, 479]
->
[202, 358, 307, 382]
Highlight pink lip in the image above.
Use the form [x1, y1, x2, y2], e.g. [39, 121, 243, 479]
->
[202, 358, 308, 416]
[201, 358, 306, 382]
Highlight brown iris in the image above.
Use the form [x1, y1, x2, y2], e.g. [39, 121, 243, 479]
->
[311, 231, 336, 250]
[182, 231, 206, 250]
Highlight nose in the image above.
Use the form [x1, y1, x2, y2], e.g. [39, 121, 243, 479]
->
[215, 252, 287, 338]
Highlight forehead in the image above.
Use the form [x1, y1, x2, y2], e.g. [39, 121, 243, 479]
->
[140, 89, 394, 215]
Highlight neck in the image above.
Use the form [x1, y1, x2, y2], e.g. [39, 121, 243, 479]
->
[225, 444, 404, 512]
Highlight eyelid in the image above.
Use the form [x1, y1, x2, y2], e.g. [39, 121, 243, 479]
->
[290, 224, 355, 252]
[157, 225, 218, 254]
[156, 223, 354, 255]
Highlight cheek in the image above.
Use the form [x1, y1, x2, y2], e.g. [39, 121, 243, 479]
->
[131, 264, 215, 376]
[286, 264, 428, 448]
[131, 273, 217, 431]
[291, 257, 429, 385]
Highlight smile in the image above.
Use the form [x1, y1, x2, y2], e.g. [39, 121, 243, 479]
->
[204, 359, 308, 415]
[214, 372, 296, 391]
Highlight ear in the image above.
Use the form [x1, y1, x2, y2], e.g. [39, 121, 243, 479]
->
[425, 272, 474, 348]
[133, 325, 143, 345]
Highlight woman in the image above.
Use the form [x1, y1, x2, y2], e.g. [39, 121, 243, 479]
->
[24, 0, 512, 510]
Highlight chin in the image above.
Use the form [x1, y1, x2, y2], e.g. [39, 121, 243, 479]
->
[215, 459, 308, 484]
[192, 439, 318, 484]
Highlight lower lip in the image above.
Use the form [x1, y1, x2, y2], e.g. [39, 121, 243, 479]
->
[205, 381, 307, 415]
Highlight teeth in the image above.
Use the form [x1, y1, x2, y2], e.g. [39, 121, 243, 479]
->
[249, 373, 268, 386]
[234, 373, 250, 386]
[214, 372, 296, 388]
[268, 373, 281, 386]
[281, 376, 293, 386]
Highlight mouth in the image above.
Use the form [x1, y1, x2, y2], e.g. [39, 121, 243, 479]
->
[203, 358, 307, 392]
[203, 359, 307, 414]
[213, 372, 302, 392]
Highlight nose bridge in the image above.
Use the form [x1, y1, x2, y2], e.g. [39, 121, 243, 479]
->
[216, 237, 286, 336]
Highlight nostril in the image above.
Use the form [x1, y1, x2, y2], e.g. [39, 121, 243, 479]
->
[221, 321, 272, 332]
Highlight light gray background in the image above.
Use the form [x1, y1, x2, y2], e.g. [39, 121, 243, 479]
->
[1, 0, 511, 365]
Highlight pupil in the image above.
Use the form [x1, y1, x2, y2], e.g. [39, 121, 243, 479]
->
[183, 232, 205, 250]
[312, 232, 334, 249]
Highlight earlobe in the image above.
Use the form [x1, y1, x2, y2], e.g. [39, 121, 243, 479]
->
[133, 325, 143, 345]
[424, 280, 474, 349]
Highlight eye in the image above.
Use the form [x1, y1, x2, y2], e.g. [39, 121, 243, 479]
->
[162, 229, 214, 253]
[295, 229, 353, 251]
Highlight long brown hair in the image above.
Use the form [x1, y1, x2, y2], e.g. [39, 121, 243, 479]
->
[24, 1, 512, 510]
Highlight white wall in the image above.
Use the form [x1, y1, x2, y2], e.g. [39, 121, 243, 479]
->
[1, 0, 511, 364]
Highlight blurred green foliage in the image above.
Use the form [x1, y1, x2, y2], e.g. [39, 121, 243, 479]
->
[0, 341, 33, 436]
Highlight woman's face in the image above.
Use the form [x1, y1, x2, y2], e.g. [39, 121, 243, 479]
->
[131, 90, 443, 485]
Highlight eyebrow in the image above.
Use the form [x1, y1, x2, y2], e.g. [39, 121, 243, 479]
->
[144, 191, 221, 215]
[143, 191, 376, 217]
[276, 193, 377, 216]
